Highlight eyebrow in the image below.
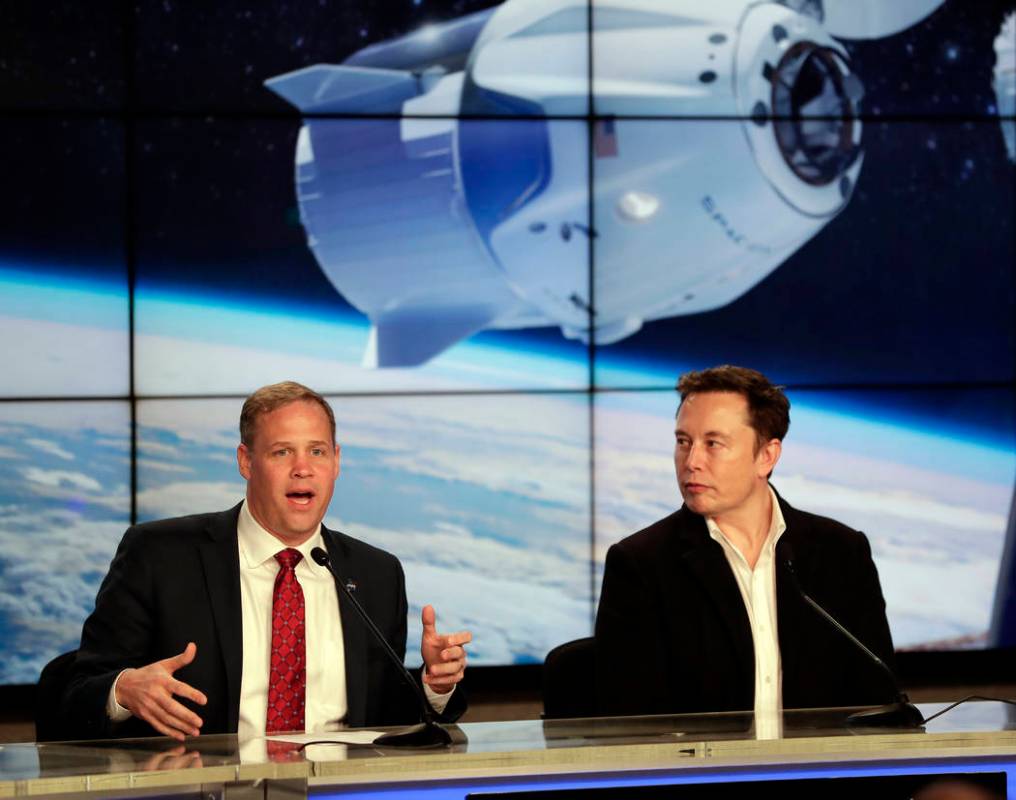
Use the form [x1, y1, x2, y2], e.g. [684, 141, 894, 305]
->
[675, 429, 732, 440]
[267, 440, 331, 447]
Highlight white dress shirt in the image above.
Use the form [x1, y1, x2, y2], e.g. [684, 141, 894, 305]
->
[236, 501, 347, 738]
[704, 488, 786, 738]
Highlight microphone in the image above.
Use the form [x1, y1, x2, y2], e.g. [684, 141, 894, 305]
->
[310, 546, 452, 747]
[782, 556, 924, 728]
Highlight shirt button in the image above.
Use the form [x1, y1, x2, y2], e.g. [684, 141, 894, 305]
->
[765, 677, 772, 684]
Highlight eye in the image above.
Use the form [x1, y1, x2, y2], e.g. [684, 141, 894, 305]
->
[311, 447, 326, 456]
[675, 436, 690, 448]
[273, 448, 290, 457]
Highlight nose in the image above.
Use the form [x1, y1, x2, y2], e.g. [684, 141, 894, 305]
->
[683, 441, 705, 472]
[291, 453, 313, 478]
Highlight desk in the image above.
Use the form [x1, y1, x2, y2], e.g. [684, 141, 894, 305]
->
[2, 703, 1016, 799]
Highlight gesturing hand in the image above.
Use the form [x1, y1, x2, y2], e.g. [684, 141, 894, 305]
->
[420, 605, 472, 695]
[115, 642, 207, 741]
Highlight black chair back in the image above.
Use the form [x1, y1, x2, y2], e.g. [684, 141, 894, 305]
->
[35, 650, 78, 742]
[542, 636, 596, 719]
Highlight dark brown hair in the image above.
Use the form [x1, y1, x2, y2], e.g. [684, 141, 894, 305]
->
[239, 381, 336, 447]
[677, 365, 790, 450]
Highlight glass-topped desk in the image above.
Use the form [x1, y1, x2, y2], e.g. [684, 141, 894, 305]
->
[3, 703, 1016, 798]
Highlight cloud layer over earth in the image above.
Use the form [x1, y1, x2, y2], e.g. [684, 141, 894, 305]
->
[0, 403, 130, 684]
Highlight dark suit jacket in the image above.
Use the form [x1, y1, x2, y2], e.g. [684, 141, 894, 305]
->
[64, 504, 465, 739]
[594, 493, 898, 717]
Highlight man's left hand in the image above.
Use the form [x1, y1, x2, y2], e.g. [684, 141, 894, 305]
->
[420, 604, 471, 694]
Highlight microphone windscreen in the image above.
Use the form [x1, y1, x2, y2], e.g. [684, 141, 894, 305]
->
[780, 539, 796, 564]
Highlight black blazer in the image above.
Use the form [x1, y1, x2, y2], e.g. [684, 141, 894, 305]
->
[594, 492, 897, 717]
[64, 504, 465, 739]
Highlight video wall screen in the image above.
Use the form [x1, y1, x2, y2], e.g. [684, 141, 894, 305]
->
[591, 119, 1014, 389]
[128, 0, 590, 116]
[132, 116, 591, 394]
[0, 402, 130, 684]
[0, 0, 1013, 686]
[0, 3, 125, 112]
[0, 119, 129, 398]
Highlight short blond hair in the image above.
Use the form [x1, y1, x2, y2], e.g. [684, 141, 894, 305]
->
[239, 381, 336, 447]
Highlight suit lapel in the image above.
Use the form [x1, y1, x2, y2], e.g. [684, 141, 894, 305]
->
[775, 496, 810, 705]
[323, 527, 368, 727]
[675, 510, 755, 692]
[198, 505, 243, 732]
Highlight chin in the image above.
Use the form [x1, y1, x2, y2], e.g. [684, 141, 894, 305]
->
[689, 493, 724, 515]
[284, 517, 319, 536]
[681, 495, 706, 514]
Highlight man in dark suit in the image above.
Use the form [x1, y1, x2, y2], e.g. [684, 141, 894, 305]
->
[595, 365, 896, 720]
[65, 381, 470, 741]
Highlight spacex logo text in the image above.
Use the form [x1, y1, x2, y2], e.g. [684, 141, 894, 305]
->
[701, 196, 773, 255]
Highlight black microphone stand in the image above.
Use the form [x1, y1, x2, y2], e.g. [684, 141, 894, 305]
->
[784, 559, 924, 728]
[311, 547, 453, 747]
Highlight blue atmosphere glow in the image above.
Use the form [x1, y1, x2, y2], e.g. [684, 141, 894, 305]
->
[0, 267, 127, 330]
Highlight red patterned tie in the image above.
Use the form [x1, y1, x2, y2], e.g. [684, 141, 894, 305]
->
[266, 548, 306, 733]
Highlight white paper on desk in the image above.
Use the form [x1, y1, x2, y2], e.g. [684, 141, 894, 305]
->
[267, 731, 383, 746]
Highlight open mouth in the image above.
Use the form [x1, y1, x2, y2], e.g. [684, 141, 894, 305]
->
[286, 490, 315, 506]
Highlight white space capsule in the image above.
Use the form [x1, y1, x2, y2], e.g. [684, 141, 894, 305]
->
[266, 0, 946, 366]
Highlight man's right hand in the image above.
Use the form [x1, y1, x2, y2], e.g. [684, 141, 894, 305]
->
[115, 642, 207, 741]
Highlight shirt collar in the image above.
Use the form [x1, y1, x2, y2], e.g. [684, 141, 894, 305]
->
[237, 499, 325, 570]
[706, 485, 787, 553]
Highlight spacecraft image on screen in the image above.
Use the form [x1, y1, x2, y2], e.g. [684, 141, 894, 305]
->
[261, 0, 1011, 367]
[0, 0, 1013, 685]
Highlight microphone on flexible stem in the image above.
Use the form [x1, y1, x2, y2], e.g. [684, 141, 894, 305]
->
[310, 547, 452, 747]
[782, 557, 924, 729]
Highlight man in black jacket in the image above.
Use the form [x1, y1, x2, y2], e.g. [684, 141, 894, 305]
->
[595, 366, 896, 720]
[66, 381, 469, 740]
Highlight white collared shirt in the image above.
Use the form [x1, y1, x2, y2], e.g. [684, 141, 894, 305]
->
[236, 500, 347, 738]
[705, 487, 786, 738]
